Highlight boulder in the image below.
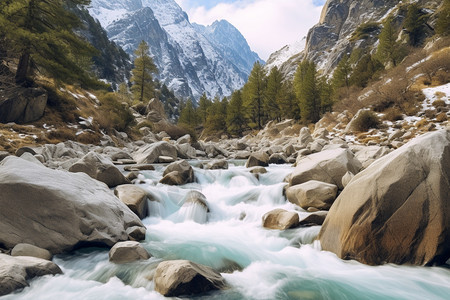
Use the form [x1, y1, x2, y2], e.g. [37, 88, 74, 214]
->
[69, 151, 129, 188]
[108, 241, 150, 264]
[180, 191, 209, 224]
[249, 167, 267, 174]
[299, 127, 313, 148]
[15, 146, 36, 157]
[246, 152, 270, 168]
[154, 260, 227, 297]
[177, 134, 191, 145]
[341, 171, 354, 188]
[0, 151, 10, 162]
[205, 159, 229, 170]
[268, 153, 288, 164]
[286, 180, 338, 210]
[160, 160, 194, 185]
[0, 156, 145, 254]
[176, 143, 197, 159]
[114, 185, 149, 219]
[291, 148, 362, 189]
[0, 87, 47, 123]
[40, 142, 84, 161]
[235, 151, 251, 159]
[309, 138, 328, 153]
[262, 209, 299, 230]
[133, 141, 178, 164]
[299, 211, 328, 226]
[0, 254, 62, 296]
[11, 244, 52, 261]
[319, 130, 450, 266]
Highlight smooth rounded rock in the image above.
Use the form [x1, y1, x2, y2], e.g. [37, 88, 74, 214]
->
[114, 185, 149, 219]
[154, 260, 227, 297]
[246, 152, 269, 168]
[262, 209, 299, 230]
[11, 244, 52, 261]
[286, 180, 338, 210]
[109, 241, 150, 264]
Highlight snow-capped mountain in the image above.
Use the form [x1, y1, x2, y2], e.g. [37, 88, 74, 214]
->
[88, 0, 262, 100]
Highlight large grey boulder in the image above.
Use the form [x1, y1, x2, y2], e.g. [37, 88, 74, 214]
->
[160, 160, 194, 186]
[319, 130, 450, 266]
[11, 244, 52, 261]
[180, 191, 209, 224]
[0, 253, 62, 296]
[109, 241, 150, 264]
[0, 156, 145, 254]
[0, 87, 47, 123]
[133, 141, 178, 164]
[154, 260, 227, 297]
[69, 151, 129, 187]
[291, 148, 362, 189]
[114, 185, 149, 219]
[286, 180, 338, 210]
[262, 209, 299, 230]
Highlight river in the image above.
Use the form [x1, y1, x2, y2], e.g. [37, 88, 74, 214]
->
[2, 162, 450, 299]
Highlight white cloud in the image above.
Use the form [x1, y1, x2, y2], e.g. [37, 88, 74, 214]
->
[175, 0, 324, 60]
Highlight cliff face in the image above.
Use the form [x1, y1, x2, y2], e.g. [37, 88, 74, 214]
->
[268, 0, 442, 79]
[266, 0, 426, 78]
[305, 0, 398, 73]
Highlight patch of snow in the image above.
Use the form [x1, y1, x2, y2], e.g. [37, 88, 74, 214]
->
[406, 56, 431, 72]
[79, 116, 94, 127]
[266, 37, 306, 70]
[422, 83, 450, 109]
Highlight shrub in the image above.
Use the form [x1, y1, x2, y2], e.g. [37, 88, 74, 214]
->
[432, 99, 446, 108]
[97, 92, 134, 132]
[436, 112, 448, 122]
[383, 107, 404, 121]
[350, 22, 380, 41]
[353, 110, 381, 132]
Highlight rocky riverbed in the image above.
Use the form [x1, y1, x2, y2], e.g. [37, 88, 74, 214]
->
[0, 121, 449, 298]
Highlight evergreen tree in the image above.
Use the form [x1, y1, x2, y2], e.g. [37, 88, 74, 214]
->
[198, 92, 212, 124]
[278, 81, 299, 120]
[436, 0, 450, 36]
[243, 61, 267, 129]
[404, 3, 426, 47]
[0, 0, 95, 86]
[117, 82, 132, 104]
[264, 67, 283, 121]
[178, 99, 199, 129]
[204, 97, 227, 134]
[226, 90, 246, 135]
[294, 60, 320, 123]
[318, 76, 333, 113]
[350, 54, 383, 88]
[377, 16, 405, 67]
[131, 41, 157, 102]
[332, 54, 352, 90]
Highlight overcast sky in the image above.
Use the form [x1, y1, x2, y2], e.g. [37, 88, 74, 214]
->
[174, 0, 326, 60]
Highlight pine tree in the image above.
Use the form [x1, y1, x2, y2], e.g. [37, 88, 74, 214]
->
[204, 97, 227, 134]
[350, 54, 383, 88]
[436, 0, 450, 36]
[318, 76, 333, 113]
[404, 3, 426, 47]
[294, 60, 320, 123]
[178, 99, 199, 129]
[278, 81, 299, 120]
[0, 0, 95, 86]
[332, 54, 352, 90]
[131, 41, 157, 102]
[264, 67, 283, 121]
[198, 93, 212, 124]
[377, 16, 406, 67]
[243, 61, 267, 129]
[226, 90, 246, 135]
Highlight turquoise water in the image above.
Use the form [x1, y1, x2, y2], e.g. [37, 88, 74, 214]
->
[2, 164, 450, 300]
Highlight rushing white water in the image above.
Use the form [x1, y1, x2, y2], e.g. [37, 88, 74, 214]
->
[2, 162, 450, 300]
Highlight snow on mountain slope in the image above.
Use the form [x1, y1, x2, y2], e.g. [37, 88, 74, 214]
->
[89, 0, 261, 100]
[265, 37, 306, 71]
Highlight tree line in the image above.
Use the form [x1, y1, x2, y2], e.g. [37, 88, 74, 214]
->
[177, 1, 449, 136]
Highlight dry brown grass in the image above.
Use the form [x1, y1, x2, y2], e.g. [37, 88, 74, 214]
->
[436, 113, 448, 122]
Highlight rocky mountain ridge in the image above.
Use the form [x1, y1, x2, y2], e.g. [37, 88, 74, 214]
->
[267, 0, 441, 78]
[88, 0, 262, 101]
